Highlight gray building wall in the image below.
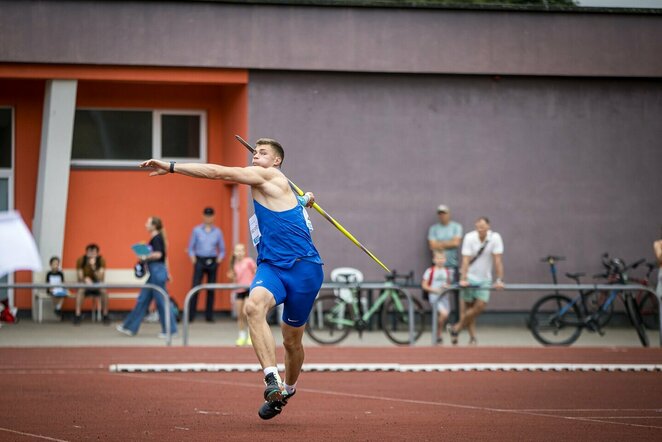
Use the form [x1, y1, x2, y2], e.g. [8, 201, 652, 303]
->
[249, 71, 662, 309]
[3, 1, 662, 310]
[1, 1, 661, 76]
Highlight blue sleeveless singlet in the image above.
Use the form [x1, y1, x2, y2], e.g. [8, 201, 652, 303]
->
[252, 200, 323, 269]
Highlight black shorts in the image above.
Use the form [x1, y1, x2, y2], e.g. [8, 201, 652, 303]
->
[235, 289, 250, 300]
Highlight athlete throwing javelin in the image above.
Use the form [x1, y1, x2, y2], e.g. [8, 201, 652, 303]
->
[140, 138, 323, 420]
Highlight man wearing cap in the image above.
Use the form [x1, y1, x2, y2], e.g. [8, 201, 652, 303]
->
[428, 205, 463, 322]
[187, 207, 226, 322]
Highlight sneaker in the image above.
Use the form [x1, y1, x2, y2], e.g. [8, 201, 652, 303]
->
[258, 389, 296, 420]
[73, 315, 82, 326]
[263, 373, 284, 402]
[144, 311, 159, 323]
[102, 315, 111, 325]
[158, 332, 178, 339]
[235, 336, 246, 346]
[116, 325, 135, 337]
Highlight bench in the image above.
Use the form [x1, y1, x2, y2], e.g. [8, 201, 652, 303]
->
[33, 269, 146, 322]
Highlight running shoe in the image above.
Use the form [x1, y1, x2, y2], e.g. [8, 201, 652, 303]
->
[116, 325, 135, 336]
[263, 373, 284, 402]
[235, 336, 246, 346]
[258, 389, 296, 420]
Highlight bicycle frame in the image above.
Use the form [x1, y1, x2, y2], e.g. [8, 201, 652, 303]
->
[557, 288, 619, 326]
[324, 286, 402, 327]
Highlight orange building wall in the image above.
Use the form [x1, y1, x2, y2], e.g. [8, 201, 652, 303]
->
[2, 67, 248, 312]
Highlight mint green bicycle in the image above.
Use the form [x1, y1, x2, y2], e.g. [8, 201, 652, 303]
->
[305, 272, 424, 345]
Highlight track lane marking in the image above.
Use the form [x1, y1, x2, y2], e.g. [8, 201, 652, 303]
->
[0, 426, 69, 441]
[115, 372, 662, 430]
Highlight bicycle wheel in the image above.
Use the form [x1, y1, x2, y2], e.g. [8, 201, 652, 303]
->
[529, 294, 582, 346]
[584, 290, 614, 328]
[380, 290, 424, 345]
[638, 292, 660, 331]
[623, 293, 649, 347]
[305, 294, 352, 345]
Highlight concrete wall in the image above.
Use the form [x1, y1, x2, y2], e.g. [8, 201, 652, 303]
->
[249, 71, 662, 309]
[1, 1, 661, 76]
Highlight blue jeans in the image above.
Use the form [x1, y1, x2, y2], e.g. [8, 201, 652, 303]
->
[122, 262, 177, 334]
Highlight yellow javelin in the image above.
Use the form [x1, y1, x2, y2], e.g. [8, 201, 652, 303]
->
[235, 135, 390, 273]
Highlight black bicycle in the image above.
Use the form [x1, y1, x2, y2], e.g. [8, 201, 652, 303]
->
[630, 262, 659, 331]
[529, 255, 649, 347]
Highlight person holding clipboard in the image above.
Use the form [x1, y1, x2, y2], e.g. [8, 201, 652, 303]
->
[116, 216, 178, 337]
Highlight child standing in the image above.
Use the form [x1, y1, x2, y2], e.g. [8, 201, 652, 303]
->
[421, 252, 451, 344]
[227, 243, 257, 346]
[46, 256, 68, 319]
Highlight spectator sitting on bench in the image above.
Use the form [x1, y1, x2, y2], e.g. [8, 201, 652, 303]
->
[74, 243, 109, 325]
[45, 256, 68, 320]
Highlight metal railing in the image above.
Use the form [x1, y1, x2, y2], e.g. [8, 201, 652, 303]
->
[182, 282, 416, 346]
[0, 282, 174, 346]
[432, 283, 661, 346]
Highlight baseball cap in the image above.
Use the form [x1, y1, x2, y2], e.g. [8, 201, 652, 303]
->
[436, 204, 450, 213]
[203, 207, 215, 216]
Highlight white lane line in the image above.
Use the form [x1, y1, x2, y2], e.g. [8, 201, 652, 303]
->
[587, 417, 662, 419]
[115, 372, 662, 430]
[517, 408, 662, 412]
[0, 426, 69, 441]
[108, 363, 662, 373]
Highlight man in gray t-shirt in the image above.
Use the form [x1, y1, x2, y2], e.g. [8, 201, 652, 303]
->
[427, 204, 463, 270]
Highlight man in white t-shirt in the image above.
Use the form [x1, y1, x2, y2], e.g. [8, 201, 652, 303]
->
[448, 217, 504, 345]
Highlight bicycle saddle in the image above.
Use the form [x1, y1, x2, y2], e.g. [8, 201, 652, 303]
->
[565, 272, 585, 281]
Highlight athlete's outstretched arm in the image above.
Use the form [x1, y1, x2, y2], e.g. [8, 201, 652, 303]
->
[139, 159, 267, 186]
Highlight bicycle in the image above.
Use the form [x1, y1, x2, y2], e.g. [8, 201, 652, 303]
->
[531, 255, 615, 328]
[305, 270, 424, 345]
[631, 262, 659, 331]
[529, 255, 649, 347]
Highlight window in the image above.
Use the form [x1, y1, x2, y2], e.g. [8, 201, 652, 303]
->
[71, 109, 206, 167]
[0, 108, 12, 169]
[0, 107, 14, 303]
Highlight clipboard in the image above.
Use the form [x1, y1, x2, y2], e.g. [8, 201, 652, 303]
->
[131, 243, 151, 258]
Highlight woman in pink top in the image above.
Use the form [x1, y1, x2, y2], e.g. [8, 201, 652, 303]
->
[227, 243, 257, 346]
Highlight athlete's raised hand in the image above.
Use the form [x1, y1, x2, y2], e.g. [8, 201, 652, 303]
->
[139, 159, 170, 176]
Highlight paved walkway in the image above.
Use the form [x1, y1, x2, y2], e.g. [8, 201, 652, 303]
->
[0, 316, 657, 348]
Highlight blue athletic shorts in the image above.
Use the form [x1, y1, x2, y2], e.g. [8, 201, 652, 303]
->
[250, 260, 324, 327]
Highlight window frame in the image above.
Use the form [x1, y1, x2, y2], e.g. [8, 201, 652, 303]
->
[70, 108, 207, 168]
[0, 106, 14, 208]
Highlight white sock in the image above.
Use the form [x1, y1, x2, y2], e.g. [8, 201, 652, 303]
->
[263, 366, 280, 380]
[284, 382, 296, 394]
[238, 329, 247, 340]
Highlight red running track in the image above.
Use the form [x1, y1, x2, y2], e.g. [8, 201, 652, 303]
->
[1, 347, 661, 441]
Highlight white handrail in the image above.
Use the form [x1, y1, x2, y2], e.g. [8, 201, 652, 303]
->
[432, 283, 660, 346]
[0, 282, 174, 346]
[181, 282, 416, 346]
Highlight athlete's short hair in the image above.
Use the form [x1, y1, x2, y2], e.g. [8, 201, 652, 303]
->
[256, 138, 284, 166]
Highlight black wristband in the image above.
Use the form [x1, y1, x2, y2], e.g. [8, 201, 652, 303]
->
[169, 161, 175, 173]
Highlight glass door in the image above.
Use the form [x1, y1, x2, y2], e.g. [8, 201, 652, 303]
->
[1, 107, 14, 306]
